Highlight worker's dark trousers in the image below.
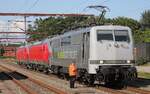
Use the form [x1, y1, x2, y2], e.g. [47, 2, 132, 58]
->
[70, 76, 76, 88]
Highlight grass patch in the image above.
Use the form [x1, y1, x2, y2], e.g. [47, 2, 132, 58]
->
[138, 72, 150, 79]
[0, 56, 15, 59]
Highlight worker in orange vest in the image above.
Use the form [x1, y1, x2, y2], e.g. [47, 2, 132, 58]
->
[69, 63, 77, 88]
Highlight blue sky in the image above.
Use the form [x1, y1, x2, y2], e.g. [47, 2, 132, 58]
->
[0, 0, 149, 21]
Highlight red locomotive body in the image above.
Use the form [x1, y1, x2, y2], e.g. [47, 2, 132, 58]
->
[29, 43, 51, 64]
[16, 42, 52, 66]
[16, 47, 28, 63]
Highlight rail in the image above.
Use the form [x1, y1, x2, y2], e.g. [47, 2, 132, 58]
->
[0, 64, 67, 94]
[0, 66, 38, 94]
[126, 86, 150, 94]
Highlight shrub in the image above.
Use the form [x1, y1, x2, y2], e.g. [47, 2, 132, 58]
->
[136, 57, 149, 65]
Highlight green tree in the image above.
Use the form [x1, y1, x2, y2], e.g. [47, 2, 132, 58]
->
[135, 10, 150, 43]
[27, 16, 89, 41]
[133, 30, 144, 43]
[140, 10, 150, 29]
[111, 17, 140, 31]
[28, 16, 142, 42]
[143, 29, 150, 42]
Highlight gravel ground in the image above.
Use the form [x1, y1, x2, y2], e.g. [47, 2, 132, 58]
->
[21, 79, 55, 94]
[1, 81, 27, 94]
[0, 71, 27, 94]
[0, 61, 98, 94]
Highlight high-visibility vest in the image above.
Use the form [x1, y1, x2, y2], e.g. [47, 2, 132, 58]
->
[69, 64, 77, 76]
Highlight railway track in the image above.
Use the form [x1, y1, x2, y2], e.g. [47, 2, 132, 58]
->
[0, 70, 37, 94]
[97, 84, 150, 94]
[126, 86, 150, 94]
[0, 62, 150, 94]
[96, 85, 150, 94]
[96, 86, 127, 94]
[0, 64, 67, 94]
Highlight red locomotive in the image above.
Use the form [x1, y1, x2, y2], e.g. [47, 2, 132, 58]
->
[16, 41, 52, 71]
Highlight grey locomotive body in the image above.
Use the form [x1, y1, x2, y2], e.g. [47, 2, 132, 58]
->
[49, 25, 137, 85]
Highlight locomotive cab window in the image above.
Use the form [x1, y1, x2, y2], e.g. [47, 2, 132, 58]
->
[97, 30, 113, 41]
[61, 36, 71, 46]
[114, 30, 130, 42]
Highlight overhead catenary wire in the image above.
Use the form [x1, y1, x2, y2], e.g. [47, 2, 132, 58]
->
[101, 0, 110, 4]
[11, 0, 39, 44]
[27, 0, 40, 12]
[10, 0, 29, 21]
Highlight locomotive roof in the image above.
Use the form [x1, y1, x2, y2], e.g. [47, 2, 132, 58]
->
[18, 25, 131, 48]
[49, 25, 130, 41]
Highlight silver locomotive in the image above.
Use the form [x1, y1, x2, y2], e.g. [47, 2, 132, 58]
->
[49, 25, 137, 85]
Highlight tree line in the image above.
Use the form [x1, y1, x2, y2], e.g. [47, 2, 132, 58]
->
[28, 10, 150, 44]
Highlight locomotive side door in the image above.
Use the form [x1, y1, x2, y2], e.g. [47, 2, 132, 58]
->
[82, 32, 90, 67]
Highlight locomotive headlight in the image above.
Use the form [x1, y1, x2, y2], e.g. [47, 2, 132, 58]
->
[100, 60, 104, 64]
[127, 60, 131, 63]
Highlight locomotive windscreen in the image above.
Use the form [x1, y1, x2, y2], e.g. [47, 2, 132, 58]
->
[97, 30, 130, 42]
[97, 30, 113, 41]
[114, 30, 130, 42]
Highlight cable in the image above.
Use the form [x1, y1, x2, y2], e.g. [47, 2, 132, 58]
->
[27, 0, 40, 12]
[11, 0, 29, 23]
[63, 0, 91, 13]
[101, 0, 110, 4]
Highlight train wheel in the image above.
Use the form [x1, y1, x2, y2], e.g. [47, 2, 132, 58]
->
[26, 64, 30, 69]
[58, 73, 65, 79]
[79, 73, 95, 86]
[43, 67, 50, 74]
[17, 61, 21, 65]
